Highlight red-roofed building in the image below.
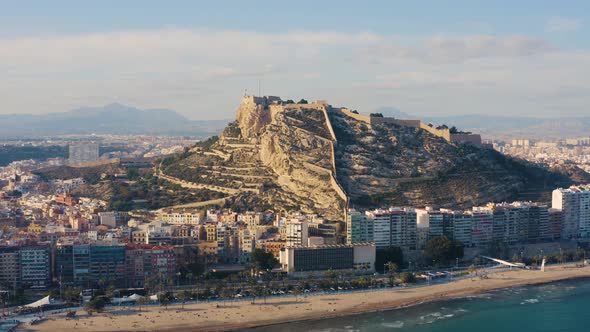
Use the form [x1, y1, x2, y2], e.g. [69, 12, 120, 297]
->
[55, 193, 78, 206]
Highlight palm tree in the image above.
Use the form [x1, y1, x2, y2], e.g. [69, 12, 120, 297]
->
[136, 296, 150, 312]
[292, 283, 303, 302]
[252, 285, 264, 304]
[324, 269, 338, 290]
[177, 291, 190, 310]
[219, 287, 233, 307]
[385, 262, 398, 287]
[105, 284, 116, 300]
[157, 293, 171, 310]
[468, 264, 477, 280]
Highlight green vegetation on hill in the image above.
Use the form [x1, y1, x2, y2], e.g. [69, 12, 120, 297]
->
[106, 174, 226, 211]
[0, 145, 68, 166]
[69, 172, 225, 211]
[34, 163, 121, 184]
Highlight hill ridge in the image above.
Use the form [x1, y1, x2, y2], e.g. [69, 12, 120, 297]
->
[160, 95, 582, 220]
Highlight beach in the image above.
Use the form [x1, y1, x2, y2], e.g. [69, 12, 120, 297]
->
[18, 264, 590, 332]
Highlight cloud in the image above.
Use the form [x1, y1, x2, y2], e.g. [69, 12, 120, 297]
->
[360, 35, 553, 64]
[0, 29, 588, 119]
[0, 29, 380, 71]
[371, 69, 511, 89]
[546, 17, 583, 33]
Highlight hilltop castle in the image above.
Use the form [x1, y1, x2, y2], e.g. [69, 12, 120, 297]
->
[238, 95, 482, 146]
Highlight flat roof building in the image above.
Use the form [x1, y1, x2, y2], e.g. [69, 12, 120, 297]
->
[280, 243, 375, 274]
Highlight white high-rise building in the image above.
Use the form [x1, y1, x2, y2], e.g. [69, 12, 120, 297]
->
[553, 186, 590, 238]
[286, 219, 309, 247]
[346, 210, 373, 244]
[452, 212, 473, 246]
[365, 208, 417, 249]
[366, 210, 391, 248]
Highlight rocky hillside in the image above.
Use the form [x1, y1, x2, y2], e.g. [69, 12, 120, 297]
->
[162, 96, 582, 220]
[329, 110, 574, 207]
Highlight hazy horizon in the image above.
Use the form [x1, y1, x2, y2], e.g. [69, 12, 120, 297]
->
[1, 1, 589, 120]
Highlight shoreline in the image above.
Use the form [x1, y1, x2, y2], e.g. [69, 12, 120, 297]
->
[18, 264, 590, 332]
[221, 269, 590, 332]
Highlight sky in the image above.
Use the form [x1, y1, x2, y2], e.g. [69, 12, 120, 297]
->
[1, 0, 589, 120]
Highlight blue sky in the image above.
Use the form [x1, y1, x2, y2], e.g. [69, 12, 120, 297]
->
[1, 1, 589, 119]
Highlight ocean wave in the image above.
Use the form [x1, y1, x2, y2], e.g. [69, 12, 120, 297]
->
[309, 328, 359, 332]
[520, 298, 540, 305]
[420, 312, 442, 320]
[382, 321, 404, 328]
[418, 311, 459, 324]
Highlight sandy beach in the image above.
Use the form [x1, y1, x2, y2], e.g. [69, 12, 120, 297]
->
[17, 264, 590, 332]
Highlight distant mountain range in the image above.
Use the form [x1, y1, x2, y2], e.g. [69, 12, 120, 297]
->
[0, 103, 229, 138]
[372, 107, 590, 140]
[1, 103, 586, 140]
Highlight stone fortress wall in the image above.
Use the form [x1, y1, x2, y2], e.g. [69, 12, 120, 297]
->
[337, 108, 481, 146]
[243, 95, 482, 147]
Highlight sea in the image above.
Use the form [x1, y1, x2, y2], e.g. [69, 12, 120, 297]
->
[246, 278, 590, 332]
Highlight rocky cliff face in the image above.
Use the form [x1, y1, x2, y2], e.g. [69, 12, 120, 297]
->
[235, 96, 272, 139]
[163, 96, 581, 219]
[165, 96, 346, 219]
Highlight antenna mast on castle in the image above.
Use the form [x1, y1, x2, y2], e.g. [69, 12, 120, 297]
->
[258, 80, 261, 97]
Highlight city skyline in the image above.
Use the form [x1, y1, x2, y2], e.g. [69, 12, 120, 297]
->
[1, 1, 589, 120]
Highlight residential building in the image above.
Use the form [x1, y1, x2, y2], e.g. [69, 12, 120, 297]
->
[452, 212, 472, 246]
[238, 212, 263, 226]
[20, 245, 51, 288]
[470, 211, 494, 247]
[197, 241, 219, 265]
[544, 209, 563, 241]
[0, 246, 20, 289]
[56, 244, 126, 288]
[159, 211, 200, 225]
[125, 244, 177, 288]
[553, 186, 590, 238]
[286, 219, 309, 247]
[346, 209, 373, 244]
[257, 240, 285, 258]
[366, 208, 417, 249]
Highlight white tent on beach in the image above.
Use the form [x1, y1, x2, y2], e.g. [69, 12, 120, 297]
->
[24, 296, 51, 308]
[111, 293, 144, 304]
